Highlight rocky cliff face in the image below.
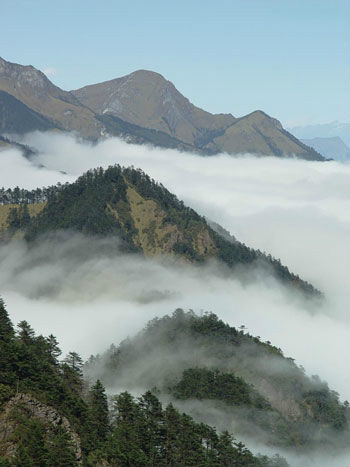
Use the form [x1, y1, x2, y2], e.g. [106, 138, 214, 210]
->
[0, 393, 82, 463]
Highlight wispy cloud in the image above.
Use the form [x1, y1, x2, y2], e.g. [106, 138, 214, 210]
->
[42, 66, 57, 77]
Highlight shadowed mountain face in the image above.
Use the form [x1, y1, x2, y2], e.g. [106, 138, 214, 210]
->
[0, 56, 325, 159]
[0, 90, 55, 134]
[0, 57, 101, 138]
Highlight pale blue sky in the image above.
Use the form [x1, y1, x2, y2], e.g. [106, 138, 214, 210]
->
[2, 0, 349, 125]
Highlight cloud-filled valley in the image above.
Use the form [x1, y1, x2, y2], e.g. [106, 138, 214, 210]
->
[0, 132, 349, 466]
[1, 132, 349, 391]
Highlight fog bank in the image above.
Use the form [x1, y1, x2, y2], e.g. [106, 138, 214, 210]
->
[0, 133, 349, 404]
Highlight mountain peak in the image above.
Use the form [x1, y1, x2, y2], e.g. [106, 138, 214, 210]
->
[127, 68, 167, 80]
[244, 110, 283, 130]
[0, 56, 327, 159]
[0, 56, 49, 91]
[72, 70, 235, 145]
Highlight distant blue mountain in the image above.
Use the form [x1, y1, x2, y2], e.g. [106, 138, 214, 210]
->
[288, 121, 350, 147]
[300, 136, 350, 163]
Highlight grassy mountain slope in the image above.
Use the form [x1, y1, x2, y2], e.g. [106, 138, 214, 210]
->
[72, 69, 235, 146]
[1, 165, 319, 296]
[86, 309, 349, 452]
[203, 111, 325, 160]
[0, 57, 101, 139]
[0, 57, 325, 159]
[72, 70, 324, 160]
[0, 299, 289, 466]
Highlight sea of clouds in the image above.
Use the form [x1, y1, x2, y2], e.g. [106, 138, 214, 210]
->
[1, 132, 349, 467]
[0, 133, 349, 401]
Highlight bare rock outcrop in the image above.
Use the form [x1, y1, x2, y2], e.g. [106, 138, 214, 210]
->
[0, 392, 82, 463]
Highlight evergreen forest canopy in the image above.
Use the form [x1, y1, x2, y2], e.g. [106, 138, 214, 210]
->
[0, 298, 290, 467]
[86, 309, 349, 454]
[0, 164, 320, 297]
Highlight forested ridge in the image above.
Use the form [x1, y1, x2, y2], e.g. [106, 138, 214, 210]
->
[0, 165, 320, 297]
[0, 299, 290, 466]
[86, 309, 349, 452]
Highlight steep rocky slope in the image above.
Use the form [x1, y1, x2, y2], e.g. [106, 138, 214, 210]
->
[0, 393, 82, 463]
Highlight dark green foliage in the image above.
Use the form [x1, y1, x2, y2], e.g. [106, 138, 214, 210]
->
[89, 380, 109, 443]
[23, 166, 138, 253]
[46, 428, 78, 467]
[0, 185, 60, 205]
[303, 386, 347, 430]
[11, 415, 78, 467]
[0, 457, 11, 467]
[0, 299, 289, 466]
[0, 298, 14, 342]
[0, 308, 90, 447]
[172, 368, 270, 409]
[6, 205, 30, 230]
[63, 352, 84, 377]
[1, 165, 320, 296]
[104, 391, 281, 467]
[87, 309, 349, 450]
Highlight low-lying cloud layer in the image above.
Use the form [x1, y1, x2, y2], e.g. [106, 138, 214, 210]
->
[0, 134, 349, 407]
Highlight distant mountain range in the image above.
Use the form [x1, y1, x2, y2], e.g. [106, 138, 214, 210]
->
[288, 121, 350, 147]
[0, 57, 325, 160]
[300, 137, 350, 163]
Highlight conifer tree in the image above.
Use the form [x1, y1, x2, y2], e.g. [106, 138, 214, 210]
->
[0, 298, 14, 341]
[46, 334, 62, 363]
[89, 379, 109, 442]
[17, 320, 35, 343]
[63, 351, 83, 376]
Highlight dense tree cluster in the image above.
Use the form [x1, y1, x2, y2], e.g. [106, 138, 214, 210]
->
[87, 309, 349, 449]
[0, 185, 65, 205]
[6, 205, 31, 230]
[171, 368, 271, 409]
[99, 390, 288, 467]
[1, 165, 320, 296]
[0, 299, 290, 466]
